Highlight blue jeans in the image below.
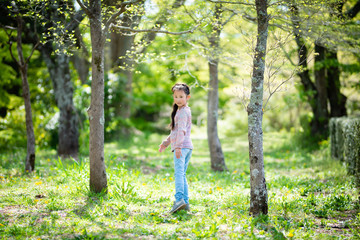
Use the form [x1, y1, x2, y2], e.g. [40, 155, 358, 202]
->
[173, 148, 192, 204]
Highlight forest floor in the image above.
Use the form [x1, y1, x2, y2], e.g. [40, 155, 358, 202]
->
[0, 131, 359, 239]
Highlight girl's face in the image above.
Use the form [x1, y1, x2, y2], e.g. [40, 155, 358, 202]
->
[173, 90, 190, 108]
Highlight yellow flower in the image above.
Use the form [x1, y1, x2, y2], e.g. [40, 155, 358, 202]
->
[142, 183, 146, 186]
[233, 203, 238, 206]
[216, 187, 223, 191]
[0, 223, 4, 227]
[209, 190, 212, 194]
[259, 230, 265, 235]
[303, 204, 307, 207]
[232, 170, 238, 174]
[288, 232, 294, 238]
[150, 213, 155, 216]
[35, 181, 42, 185]
[35, 176, 39, 180]
[216, 211, 221, 216]
[169, 177, 173, 181]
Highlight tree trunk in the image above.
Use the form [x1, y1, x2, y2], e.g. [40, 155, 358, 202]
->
[248, 0, 268, 216]
[314, 44, 329, 136]
[41, 45, 79, 159]
[207, 4, 227, 172]
[291, 5, 326, 137]
[88, 0, 107, 193]
[16, 15, 36, 172]
[326, 50, 347, 117]
[110, 27, 134, 137]
[208, 59, 227, 171]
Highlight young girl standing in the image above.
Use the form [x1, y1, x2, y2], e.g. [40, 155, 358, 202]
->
[159, 83, 193, 214]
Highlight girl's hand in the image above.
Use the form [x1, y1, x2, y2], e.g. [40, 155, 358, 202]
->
[159, 144, 166, 153]
[175, 148, 182, 159]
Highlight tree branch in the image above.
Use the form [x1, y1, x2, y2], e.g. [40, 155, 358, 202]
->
[8, 41, 20, 67]
[75, 0, 92, 18]
[346, 0, 360, 18]
[207, 0, 255, 6]
[65, 9, 86, 32]
[137, 0, 186, 54]
[25, 42, 40, 65]
[110, 23, 199, 35]
[222, 12, 237, 27]
[104, 0, 142, 32]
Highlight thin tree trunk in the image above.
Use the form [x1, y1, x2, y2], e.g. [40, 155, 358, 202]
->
[15, 15, 36, 172]
[207, 4, 227, 172]
[248, 0, 268, 216]
[208, 59, 227, 171]
[326, 50, 347, 117]
[88, 0, 107, 193]
[41, 45, 79, 159]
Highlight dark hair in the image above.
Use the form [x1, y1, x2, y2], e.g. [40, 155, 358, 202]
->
[170, 83, 190, 130]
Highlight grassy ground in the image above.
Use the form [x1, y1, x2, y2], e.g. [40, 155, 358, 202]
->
[0, 131, 359, 239]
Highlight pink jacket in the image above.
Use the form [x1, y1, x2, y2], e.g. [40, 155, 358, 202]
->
[162, 106, 193, 151]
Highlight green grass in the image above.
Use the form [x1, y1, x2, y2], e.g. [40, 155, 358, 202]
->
[0, 131, 359, 239]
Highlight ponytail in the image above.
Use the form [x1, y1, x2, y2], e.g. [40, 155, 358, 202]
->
[170, 103, 178, 130]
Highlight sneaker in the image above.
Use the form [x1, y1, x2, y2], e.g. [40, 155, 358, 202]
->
[169, 199, 186, 214]
[184, 203, 190, 212]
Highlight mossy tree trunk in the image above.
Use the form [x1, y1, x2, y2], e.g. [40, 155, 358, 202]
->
[86, 0, 108, 193]
[41, 47, 79, 159]
[247, 0, 269, 216]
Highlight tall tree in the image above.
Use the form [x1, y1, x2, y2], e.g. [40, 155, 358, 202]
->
[6, 2, 40, 172]
[247, 0, 269, 216]
[39, 1, 85, 159]
[207, 3, 227, 172]
[290, 5, 328, 137]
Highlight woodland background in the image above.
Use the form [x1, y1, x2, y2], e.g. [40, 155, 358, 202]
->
[0, 0, 360, 239]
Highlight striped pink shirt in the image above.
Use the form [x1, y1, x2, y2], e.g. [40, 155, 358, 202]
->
[162, 106, 193, 151]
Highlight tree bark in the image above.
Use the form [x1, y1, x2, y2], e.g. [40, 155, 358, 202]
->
[41, 44, 79, 159]
[248, 0, 268, 216]
[290, 5, 326, 137]
[314, 43, 329, 136]
[88, 0, 108, 193]
[207, 4, 227, 172]
[15, 15, 36, 172]
[326, 50, 347, 117]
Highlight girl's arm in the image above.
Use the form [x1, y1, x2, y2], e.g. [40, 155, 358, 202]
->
[159, 134, 170, 152]
[161, 134, 171, 147]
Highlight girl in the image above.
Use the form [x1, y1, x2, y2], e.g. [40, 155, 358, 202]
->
[159, 83, 193, 214]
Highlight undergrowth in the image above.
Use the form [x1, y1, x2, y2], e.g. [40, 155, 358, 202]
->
[0, 131, 359, 239]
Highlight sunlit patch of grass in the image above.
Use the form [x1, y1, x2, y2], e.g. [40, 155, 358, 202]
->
[0, 131, 358, 239]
